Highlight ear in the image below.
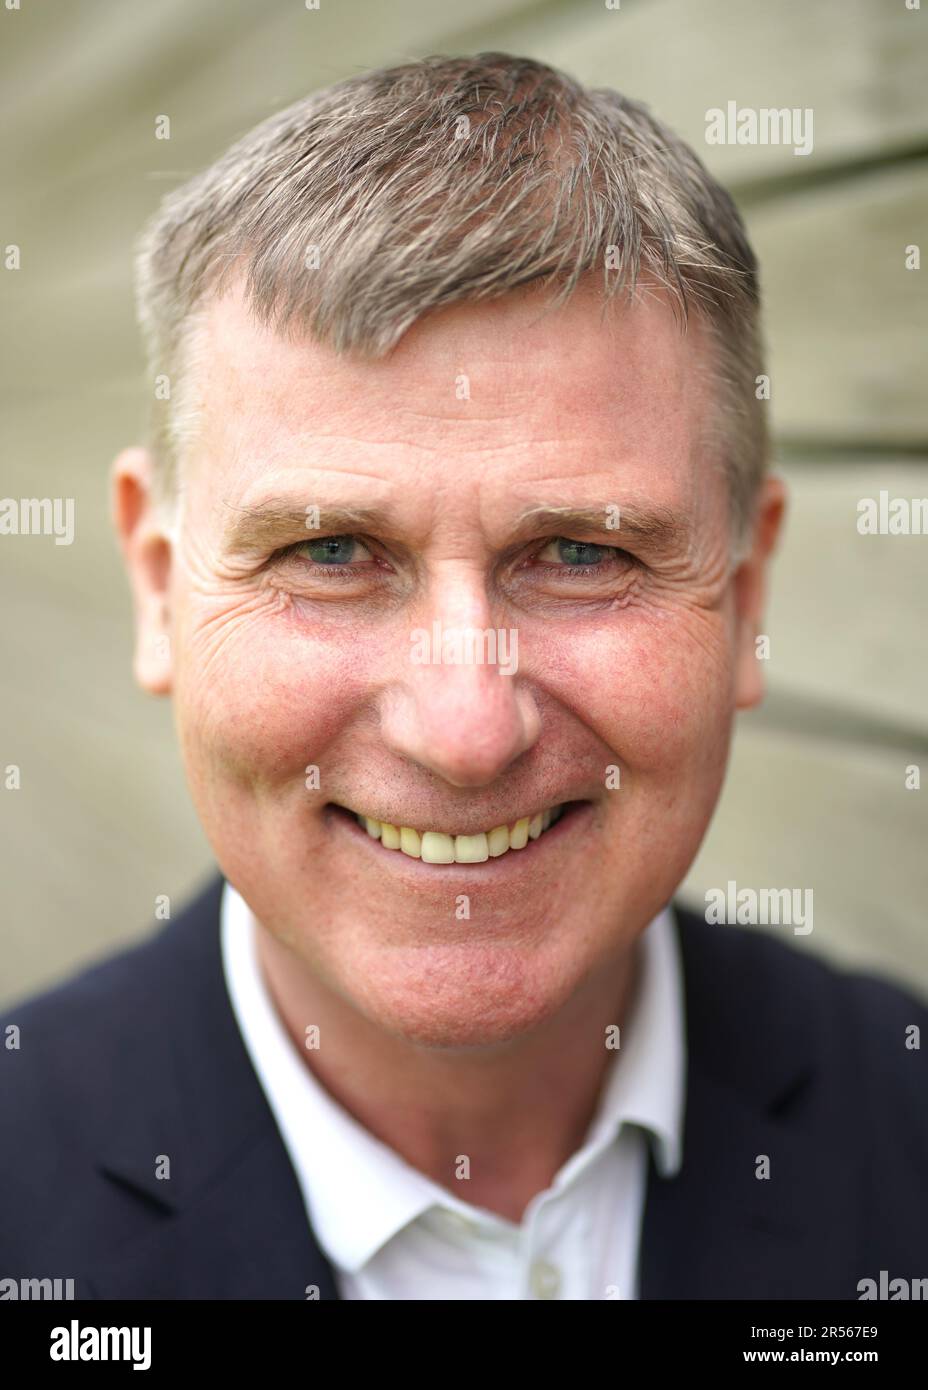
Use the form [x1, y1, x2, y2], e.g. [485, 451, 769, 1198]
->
[110, 446, 174, 695]
[732, 472, 788, 711]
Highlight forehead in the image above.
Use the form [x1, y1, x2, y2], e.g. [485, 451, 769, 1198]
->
[193, 274, 710, 438]
[177, 276, 722, 558]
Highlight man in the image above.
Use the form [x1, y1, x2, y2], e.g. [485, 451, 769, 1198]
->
[2, 53, 925, 1301]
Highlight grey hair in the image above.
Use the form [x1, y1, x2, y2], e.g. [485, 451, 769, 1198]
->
[134, 52, 769, 547]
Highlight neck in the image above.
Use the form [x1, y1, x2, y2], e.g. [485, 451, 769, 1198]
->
[254, 924, 643, 1224]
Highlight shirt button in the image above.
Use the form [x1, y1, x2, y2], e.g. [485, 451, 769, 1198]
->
[529, 1259, 561, 1299]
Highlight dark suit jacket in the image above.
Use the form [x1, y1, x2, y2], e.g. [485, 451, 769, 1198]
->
[1, 876, 926, 1299]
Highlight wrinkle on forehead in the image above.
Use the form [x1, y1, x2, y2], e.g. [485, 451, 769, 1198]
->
[178, 271, 723, 538]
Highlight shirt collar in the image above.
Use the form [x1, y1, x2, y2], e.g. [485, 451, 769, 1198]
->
[220, 880, 685, 1272]
[588, 899, 686, 1179]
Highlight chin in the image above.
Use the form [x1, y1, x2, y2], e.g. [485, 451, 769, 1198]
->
[347, 941, 583, 1051]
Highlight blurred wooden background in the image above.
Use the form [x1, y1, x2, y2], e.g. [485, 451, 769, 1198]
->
[1, 0, 926, 1005]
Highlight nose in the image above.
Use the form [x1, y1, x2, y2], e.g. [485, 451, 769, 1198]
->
[379, 585, 541, 788]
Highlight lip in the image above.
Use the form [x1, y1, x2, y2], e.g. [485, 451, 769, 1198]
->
[326, 799, 593, 880]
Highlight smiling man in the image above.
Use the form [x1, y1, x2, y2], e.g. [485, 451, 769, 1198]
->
[2, 53, 926, 1302]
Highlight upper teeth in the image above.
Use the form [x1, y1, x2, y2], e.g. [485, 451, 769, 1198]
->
[352, 805, 565, 863]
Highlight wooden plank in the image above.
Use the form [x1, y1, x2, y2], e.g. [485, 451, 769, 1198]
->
[680, 721, 928, 1000]
[0, 0, 533, 200]
[520, 0, 928, 186]
[748, 164, 928, 442]
[761, 458, 928, 738]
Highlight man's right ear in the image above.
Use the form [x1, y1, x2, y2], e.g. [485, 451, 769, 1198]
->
[110, 446, 174, 696]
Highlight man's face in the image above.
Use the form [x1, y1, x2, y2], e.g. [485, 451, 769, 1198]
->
[115, 277, 783, 1047]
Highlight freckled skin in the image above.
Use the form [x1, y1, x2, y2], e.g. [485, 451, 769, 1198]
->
[113, 274, 785, 1212]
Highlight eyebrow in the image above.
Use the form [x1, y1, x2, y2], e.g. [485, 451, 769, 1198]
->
[221, 498, 688, 555]
[222, 501, 396, 551]
[510, 504, 688, 553]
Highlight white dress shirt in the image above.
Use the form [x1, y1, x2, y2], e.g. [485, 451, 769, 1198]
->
[220, 881, 686, 1300]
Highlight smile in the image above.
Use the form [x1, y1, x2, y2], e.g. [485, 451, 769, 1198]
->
[334, 803, 569, 864]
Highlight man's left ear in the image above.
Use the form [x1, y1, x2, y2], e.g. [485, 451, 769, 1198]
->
[110, 445, 175, 696]
[732, 472, 788, 711]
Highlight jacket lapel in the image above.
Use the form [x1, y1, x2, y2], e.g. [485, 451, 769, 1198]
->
[83, 876, 341, 1300]
[639, 907, 855, 1299]
[86, 1126, 339, 1300]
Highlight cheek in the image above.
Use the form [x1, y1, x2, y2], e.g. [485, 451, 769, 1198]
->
[171, 594, 369, 790]
[546, 603, 737, 772]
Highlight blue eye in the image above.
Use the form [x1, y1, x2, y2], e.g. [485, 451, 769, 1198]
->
[299, 535, 372, 565]
[537, 537, 619, 566]
[558, 539, 604, 566]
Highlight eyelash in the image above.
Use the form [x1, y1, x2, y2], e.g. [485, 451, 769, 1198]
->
[530, 538, 638, 576]
[273, 537, 376, 576]
[272, 536, 638, 577]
